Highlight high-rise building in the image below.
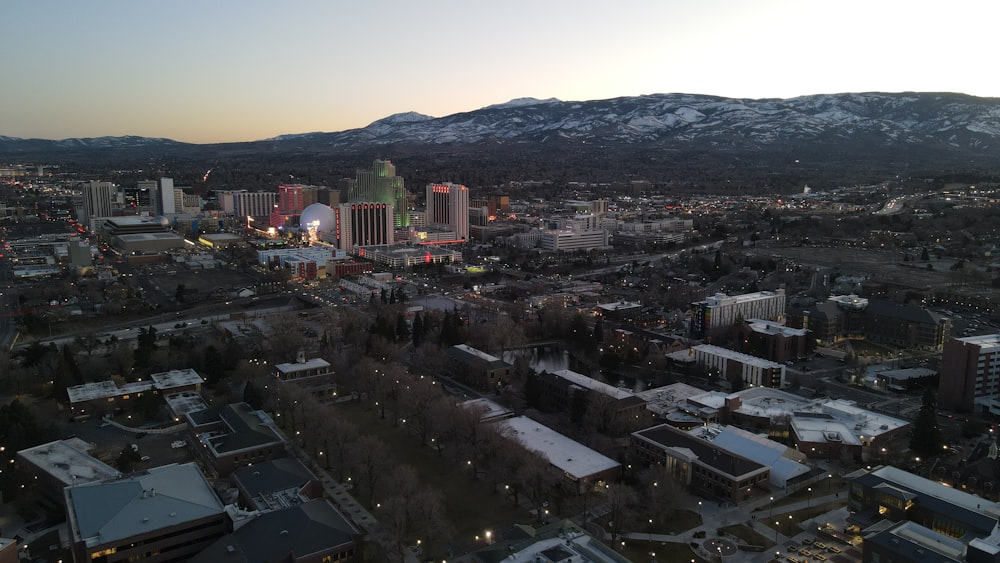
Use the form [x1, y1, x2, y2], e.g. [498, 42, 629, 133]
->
[690, 290, 786, 339]
[218, 190, 277, 218]
[335, 202, 393, 252]
[346, 160, 409, 227]
[154, 177, 175, 215]
[426, 182, 470, 241]
[940, 334, 1000, 412]
[79, 181, 117, 232]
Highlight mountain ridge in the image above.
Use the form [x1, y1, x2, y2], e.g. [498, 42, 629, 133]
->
[2, 93, 999, 186]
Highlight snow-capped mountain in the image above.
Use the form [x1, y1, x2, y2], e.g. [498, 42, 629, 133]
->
[291, 92, 1000, 152]
[2, 93, 999, 166]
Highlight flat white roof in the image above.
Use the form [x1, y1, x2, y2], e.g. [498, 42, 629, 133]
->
[552, 369, 635, 400]
[500, 416, 619, 480]
[727, 387, 908, 439]
[638, 382, 706, 416]
[150, 368, 204, 388]
[790, 416, 862, 447]
[18, 438, 120, 486]
[694, 344, 784, 369]
[275, 358, 331, 374]
[68, 369, 203, 404]
[745, 318, 808, 337]
[957, 334, 1000, 352]
[454, 344, 501, 363]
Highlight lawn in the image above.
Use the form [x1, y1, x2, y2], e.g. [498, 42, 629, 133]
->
[654, 509, 703, 534]
[719, 524, 776, 549]
[332, 401, 531, 556]
[621, 540, 708, 563]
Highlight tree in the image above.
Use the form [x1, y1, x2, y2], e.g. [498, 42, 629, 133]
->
[910, 387, 945, 458]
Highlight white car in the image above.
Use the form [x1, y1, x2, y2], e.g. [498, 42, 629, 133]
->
[170, 440, 187, 449]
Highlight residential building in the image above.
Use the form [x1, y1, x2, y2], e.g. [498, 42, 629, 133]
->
[690, 290, 787, 339]
[690, 344, 786, 388]
[65, 463, 228, 563]
[530, 369, 651, 433]
[735, 318, 812, 363]
[444, 344, 513, 391]
[940, 334, 1000, 413]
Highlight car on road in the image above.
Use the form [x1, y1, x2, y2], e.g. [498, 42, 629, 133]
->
[171, 440, 187, 449]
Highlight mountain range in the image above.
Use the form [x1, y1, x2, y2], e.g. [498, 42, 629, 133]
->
[2, 92, 999, 188]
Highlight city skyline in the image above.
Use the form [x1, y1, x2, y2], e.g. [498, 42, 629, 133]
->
[4, 0, 998, 144]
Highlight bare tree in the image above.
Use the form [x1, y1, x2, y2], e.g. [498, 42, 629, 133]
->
[349, 434, 391, 507]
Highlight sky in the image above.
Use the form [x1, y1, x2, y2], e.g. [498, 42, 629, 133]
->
[3, 0, 998, 144]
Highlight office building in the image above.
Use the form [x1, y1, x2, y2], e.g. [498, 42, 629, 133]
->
[940, 334, 1000, 412]
[690, 290, 786, 339]
[346, 160, 408, 227]
[65, 463, 227, 563]
[186, 403, 289, 477]
[426, 182, 470, 241]
[148, 177, 176, 216]
[631, 423, 770, 504]
[80, 181, 118, 232]
[335, 202, 393, 252]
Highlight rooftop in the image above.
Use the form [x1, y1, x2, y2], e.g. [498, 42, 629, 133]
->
[65, 463, 225, 548]
[189, 499, 358, 563]
[693, 344, 785, 369]
[17, 438, 120, 487]
[274, 357, 331, 374]
[551, 369, 637, 401]
[500, 416, 620, 480]
[633, 423, 767, 479]
[851, 465, 1000, 537]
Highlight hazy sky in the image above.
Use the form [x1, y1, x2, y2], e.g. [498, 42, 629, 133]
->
[3, 0, 997, 143]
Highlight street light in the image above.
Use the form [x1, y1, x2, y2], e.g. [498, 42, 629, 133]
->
[807, 487, 812, 507]
[769, 496, 775, 517]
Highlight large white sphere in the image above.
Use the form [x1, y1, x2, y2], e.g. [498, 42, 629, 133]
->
[299, 203, 336, 233]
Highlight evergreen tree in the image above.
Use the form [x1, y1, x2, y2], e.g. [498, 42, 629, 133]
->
[910, 387, 945, 458]
[412, 313, 425, 348]
[395, 313, 409, 341]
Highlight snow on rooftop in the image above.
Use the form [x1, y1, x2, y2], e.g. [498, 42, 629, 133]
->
[275, 358, 332, 373]
[500, 416, 619, 479]
[18, 438, 119, 486]
[870, 465, 1000, 521]
[454, 343, 501, 363]
[552, 369, 635, 400]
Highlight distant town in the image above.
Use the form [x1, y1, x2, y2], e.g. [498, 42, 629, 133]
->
[1, 160, 1000, 563]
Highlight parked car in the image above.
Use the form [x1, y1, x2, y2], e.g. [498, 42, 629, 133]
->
[171, 440, 187, 449]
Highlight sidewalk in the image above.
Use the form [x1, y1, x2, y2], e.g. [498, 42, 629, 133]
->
[288, 445, 421, 563]
[613, 491, 848, 563]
